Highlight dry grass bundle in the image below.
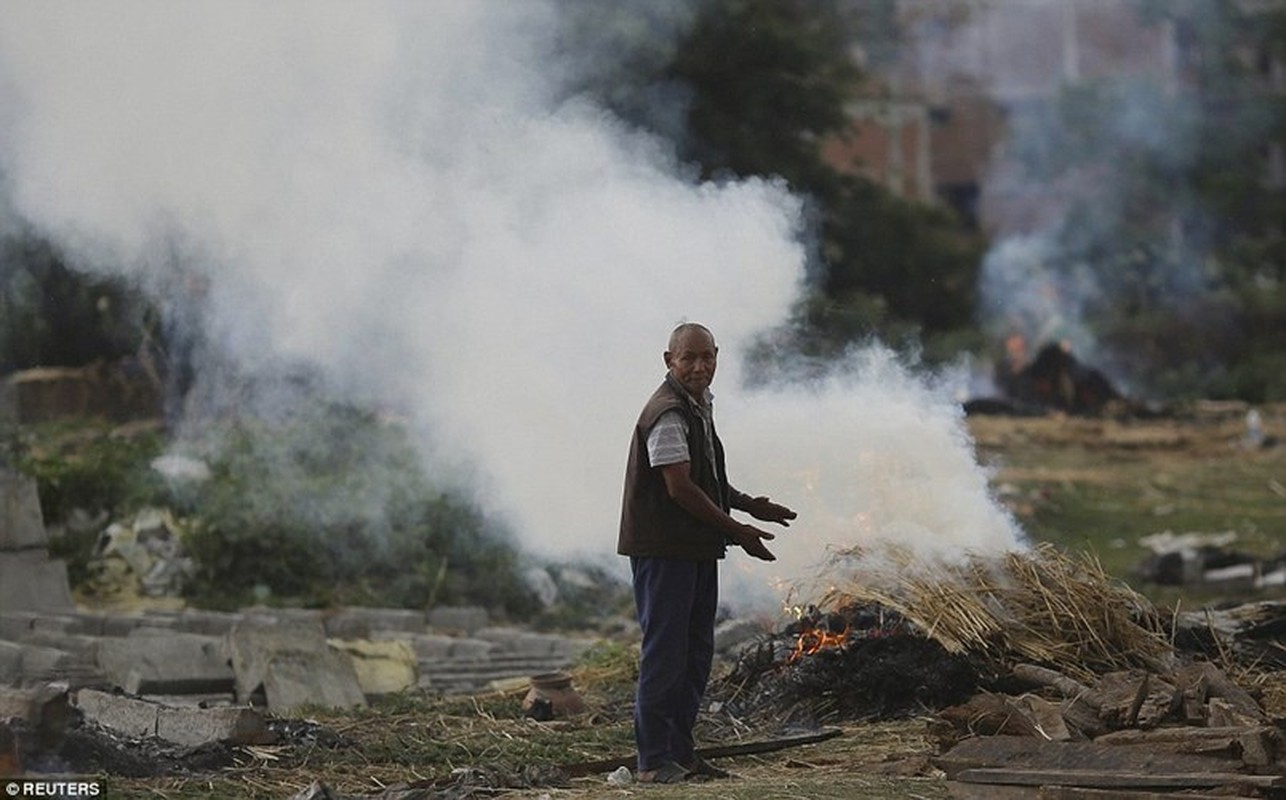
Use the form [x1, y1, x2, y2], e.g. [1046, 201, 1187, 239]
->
[820, 543, 1174, 683]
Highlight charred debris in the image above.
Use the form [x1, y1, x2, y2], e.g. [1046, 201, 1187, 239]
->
[713, 544, 1286, 796]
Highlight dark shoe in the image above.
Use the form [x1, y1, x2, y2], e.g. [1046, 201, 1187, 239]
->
[683, 756, 731, 779]
[637, 761, 689, 784]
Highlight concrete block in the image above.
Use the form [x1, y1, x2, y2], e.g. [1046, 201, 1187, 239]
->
[227, 618, 366, 712]
[0, 468, 46, 551]
[21, 632, 101, 662]
[0, 642, 21, 685]
[136, 612, 180, 630]
[167, 609, 243, 637]
[330, 639, 417, 696]
[156, 705, 275, 746]
[25, 615, 78, 637]
[97, 630, 234, 695]
[242, 607, 324, 625]
[46, 612, 109, 637]
[550, 637, 598, 661]
[508, 633, 563, 658]
[427, 605, 488, 635]
[18, 643, 79, 683]
[323, 607, 427, 639]
[99, 614, 149, 638]
[380, 632, 455, 661]
[77, 688, 272, 747]
[0, 612, 100, 641]
[473, 626, 524, 646]
[0, 684, 70, 728]
[74, 689, 157, 738]
[0, 551, 74, 613]
[446, 638, 495, 661]
[0, 613, 38, 642]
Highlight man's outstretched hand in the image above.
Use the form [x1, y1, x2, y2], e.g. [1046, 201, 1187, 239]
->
[734, 524, 777, 561]
[744, 496, 797, 527]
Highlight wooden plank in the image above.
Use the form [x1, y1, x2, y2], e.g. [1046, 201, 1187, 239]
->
[555, 727, 844, 777]
[947, 781, 1043, 800]
[934, 735, 1243, 780]
[948, 784, 1257, 800]
[1013, 664, 1101, 709]
[1038, 788, 1259, 800]
[956, 767, 1283, 789]
[1094, 723, 1277, 764]
[1174, 662, 1266, 722]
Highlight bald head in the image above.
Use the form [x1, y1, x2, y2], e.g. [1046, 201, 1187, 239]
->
[668, 322, 715, 352]
[665, 322, 718, 403]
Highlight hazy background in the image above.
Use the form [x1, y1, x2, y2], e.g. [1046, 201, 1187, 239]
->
[4, 0, 1277, 615]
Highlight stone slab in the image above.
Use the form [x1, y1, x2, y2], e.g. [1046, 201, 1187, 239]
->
[227, 618, 366, 712]
[0, 612, 38, 642]
[322, 607, 426, 639]
[74, 688, 158, 738]
[376, 632, 455, 661]
[427, 605, 488, 635]
[445, 638, 495, 661]
[0, 684, 70, 729]
[0, 642, 20, 685]
[0, 551, 74, 613]
[21, 632, 101, 662]
[17, 643, 81, 684]
[0, 468, 45, 551]
[157, 704, 275, 746]
[329, 639, 417, 696]
[97, 630, 234, 695]
[76, 688, 274, 746]
[166, 609, 245, 637]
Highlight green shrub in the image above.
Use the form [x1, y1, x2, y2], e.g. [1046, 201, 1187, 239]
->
[6, 421, 166, 586]
[177, 404, 539, 616]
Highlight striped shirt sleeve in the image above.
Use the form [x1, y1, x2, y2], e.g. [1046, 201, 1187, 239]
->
[646, 410, 690, 467]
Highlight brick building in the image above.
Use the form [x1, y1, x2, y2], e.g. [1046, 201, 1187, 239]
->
[824, 0, 1284, 232]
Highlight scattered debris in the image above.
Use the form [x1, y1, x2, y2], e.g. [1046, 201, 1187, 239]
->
[1134, 530, 1286, 592]
[735, 544, 1286, 796]
[85, 507, 196, 600]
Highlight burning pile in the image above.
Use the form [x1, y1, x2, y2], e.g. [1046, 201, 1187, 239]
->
[974, 338, 1132, 416]
[716, 544, 1177, 726]
[821, 542, 1174, 683]
[716, 604, 982, 727]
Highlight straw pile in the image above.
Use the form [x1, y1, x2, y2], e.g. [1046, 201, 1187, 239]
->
[820, 543, 1175, 683]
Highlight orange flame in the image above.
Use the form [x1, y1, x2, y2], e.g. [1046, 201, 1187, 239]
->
[787, 623, 851, 664]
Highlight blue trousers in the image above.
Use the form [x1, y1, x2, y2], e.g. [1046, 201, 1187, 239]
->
[630, 556, 718, 771]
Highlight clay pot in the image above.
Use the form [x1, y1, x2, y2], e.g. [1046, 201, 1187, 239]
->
[522, 671, 587, 720]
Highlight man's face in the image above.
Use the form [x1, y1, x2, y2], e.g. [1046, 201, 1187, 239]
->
[665, 328, 718, 401]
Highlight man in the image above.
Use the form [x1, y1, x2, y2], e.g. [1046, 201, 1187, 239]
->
[618, 322, 797, 784]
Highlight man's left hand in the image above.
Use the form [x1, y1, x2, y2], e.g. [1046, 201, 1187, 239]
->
[744, 496, 797, 527]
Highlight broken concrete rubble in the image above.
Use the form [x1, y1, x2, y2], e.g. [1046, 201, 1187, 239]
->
[329, 638, 417, 697]
[226, 617, 368, 712]
[0, 606, 597, 703]
[96, 628, 234, 695]
[1134, 529, 1286, 593]
[73, 688, 275, 747]
[0, 466, 75, 614]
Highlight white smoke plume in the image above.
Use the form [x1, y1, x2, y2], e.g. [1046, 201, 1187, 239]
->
[0, 1, 1024, 613]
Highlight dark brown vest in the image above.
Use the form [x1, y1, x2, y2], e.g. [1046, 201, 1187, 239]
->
[617, 375, 730, 560]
